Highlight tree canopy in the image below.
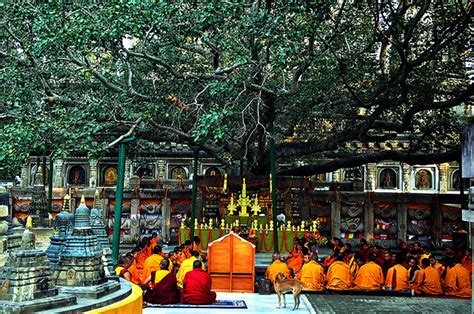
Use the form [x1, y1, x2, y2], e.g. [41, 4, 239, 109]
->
[1, 1, 472, 178]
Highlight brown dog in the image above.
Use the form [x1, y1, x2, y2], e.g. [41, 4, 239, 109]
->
[274, 272, 303, 310]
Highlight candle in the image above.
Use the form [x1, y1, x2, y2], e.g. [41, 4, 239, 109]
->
[223, 173, 227, 192]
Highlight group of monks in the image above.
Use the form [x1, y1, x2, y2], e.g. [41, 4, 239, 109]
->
[265, 237, 472, 298]
[114, 233, 216, 305]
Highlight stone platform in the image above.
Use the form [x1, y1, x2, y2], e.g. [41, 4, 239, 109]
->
[58, 279, 121, 299]
[36, 279, 133, 314]
[0, 294, 76, 314]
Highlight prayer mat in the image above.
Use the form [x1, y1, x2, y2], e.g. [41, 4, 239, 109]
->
[145, 300, 247, 309]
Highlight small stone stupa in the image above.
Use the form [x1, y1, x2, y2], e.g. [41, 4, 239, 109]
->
[53, 196, 120, 298]
[46, 194, 75, 271]
[90, 190, 113, 276]
[29, 165, 49, 227]
[0, 227, 76, 313]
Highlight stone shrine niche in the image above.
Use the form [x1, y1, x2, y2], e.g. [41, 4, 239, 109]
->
[67, 165, 87, 186]
[29, 164, 49, 186]
[133, 162, 155, 178]
[414, 168, 434, 190]
[100, 165, 118, 186]
[170, 166, 188, 179]
[204, 166, 222, 177]
[378, 168, 398, 190]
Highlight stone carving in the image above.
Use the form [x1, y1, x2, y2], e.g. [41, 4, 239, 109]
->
[90, 190, 114, 276]
[29, 166, 49, 227]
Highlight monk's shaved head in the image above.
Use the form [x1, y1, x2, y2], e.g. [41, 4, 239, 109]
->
[160, 258, 170, 270]
[193, 260, 203, 269]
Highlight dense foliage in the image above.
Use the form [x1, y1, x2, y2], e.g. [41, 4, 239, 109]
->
[1, 1, 472, 177]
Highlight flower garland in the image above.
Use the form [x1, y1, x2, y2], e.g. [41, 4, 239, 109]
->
[261, 229, 274, 252]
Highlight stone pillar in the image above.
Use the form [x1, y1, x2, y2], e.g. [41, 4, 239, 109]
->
[124, 158, 132, 188]
[366, 163, 376, 191]
[402, 163, 411, 192]
[433, 199, 443, 240]
[130, 198, 141, 241]
[331, 193, 341, 238]
[365, 194, 374, 240]
[162, 197, 171, 244]
[439, 163, 449, 193]
[157, 160, 166, 179]
[89, 159, 98, 188]
[20, 163, 28, 188]
[53, 159, 64, 188]
[397, 202, 408, 243]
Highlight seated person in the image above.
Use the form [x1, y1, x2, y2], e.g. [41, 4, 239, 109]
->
[177, 250, 205, 288]
[429, 255, 444, 278]
[143, 245, 171, 284]
[265, 253, 292, 282]
[413, 258, 442, 295]
[180, 260, 216, 305]
[323, 237, 345, 267]
[126, 251, 142, 285]
[298, 253, 325, 291]
[193, 236, 207, 261]
[115, 255, 132, 282]
[407, 257, 421, 287]
[287, 245, 305, 275]
[443, 257, 472, 298]
[385, 255, 410, 291]
[353, 254, 384, 290]
[143, 259, 179, 304]
[326, 254, 352, 290]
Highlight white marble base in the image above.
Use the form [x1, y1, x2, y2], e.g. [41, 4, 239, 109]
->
[143, 292, 315, 314]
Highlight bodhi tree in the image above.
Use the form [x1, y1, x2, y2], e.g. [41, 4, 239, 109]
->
[1, 1, 472, 178]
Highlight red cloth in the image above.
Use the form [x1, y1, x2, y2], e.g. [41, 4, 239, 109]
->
[180, 269, 216, 305]
[144, 272, 179, 304]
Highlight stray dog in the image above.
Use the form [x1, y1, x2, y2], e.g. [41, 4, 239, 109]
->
[274, 272, 303, 310]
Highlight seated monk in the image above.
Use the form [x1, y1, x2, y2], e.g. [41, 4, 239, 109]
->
[353, 254, 384, 290]
[413, 258, 442, 295]
[115, 255, 132, 282]
[265, 253, 292, 282]
[181, 260, 216, 305]
[407, 257, 421, 288]
[351, 253, 364, 278]
[326, 254, 352, 290]
[143, 245, 172, 284]
[298, 254, 324, 291]
[287, 245, 305, 275]
[177, 250, 205, 288]
[142, 237, 152, 258]
[143, 259, 179, 304]
[168, 250, 179, 270]
[462, 249, 472, 273]
[193, 236, 207, 261]
[323, 237, 345, 267]
[182, 240, 193, 259]
[429, 255, 444, 278]
[385, 255, 410, 291]
[136, 243, 149, 280]
[443, 257, 472, 298]
[150, 232, 159, 250]
[126, 251, 142, 285]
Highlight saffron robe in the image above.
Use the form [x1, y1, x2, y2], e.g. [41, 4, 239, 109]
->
[287, 254, 304, 274]
[176, 256, 205, 288]
[265, 260, 292, 282]
[415, 266, 442, 295]
[298, 261, 325, 291]
[180, 269, 216, 305]
[115, 265, 130, 279]
[128, 262, 141, 285]
[443, 264, 472, 298]
[385, 264, 410, 291]
[353, 262, 384, 290]
[432, 262, 445, 278]
[143, 254, 170, 283]
[144, 271, 179, 305]
[326, 261, 352, 290]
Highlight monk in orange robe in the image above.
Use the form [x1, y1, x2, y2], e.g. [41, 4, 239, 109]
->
[462, 249, 472, 273]
[323, 237, 345, 267]
[180, 260, 216, 305]
[385, 255, 410, 291]
[429, 255, 445, 278]
[443, 260, 472, 298]
[150, 232, 158, 250]
[182, 240, 193, 259]
[265, 253, 292, 282]
[136, 244, 149, 280]
[298, 254, 324, 291]
[326, 254, 352, 290]
[142, 237, 152, 258]
[414, 258, 442, 295]
[287, 246, 304, 274]
[353, 255, 384, 290]
[143, 245, 173, 284]
[126, 251, 142, 285]
[115, 255, 132, 282]
[193, 236, 207, 261]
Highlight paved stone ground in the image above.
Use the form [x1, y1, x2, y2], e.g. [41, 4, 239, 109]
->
[306, 294, 471, 314]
